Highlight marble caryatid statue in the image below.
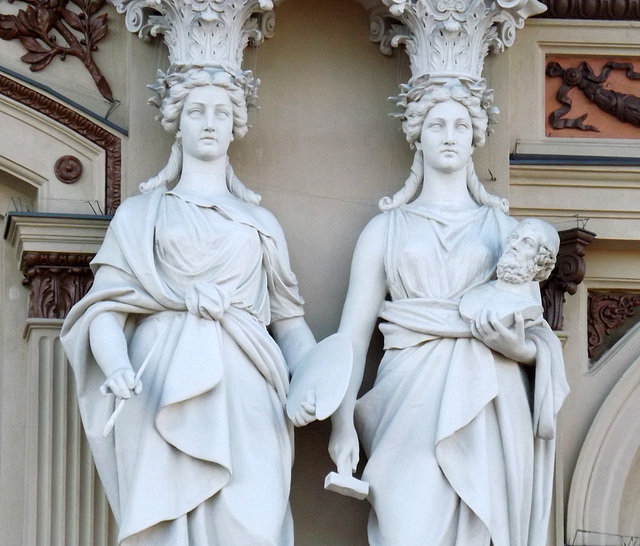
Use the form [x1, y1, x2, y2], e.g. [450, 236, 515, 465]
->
[327, 1, 569, 545]
[60, 2, 333, 545]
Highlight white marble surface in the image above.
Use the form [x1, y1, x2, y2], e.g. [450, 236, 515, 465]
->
[61, 70, 320, 545]
[329, 90, 569, 545]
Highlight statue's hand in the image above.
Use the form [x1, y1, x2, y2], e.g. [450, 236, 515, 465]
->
[99, 367, 142, 399]
[470, 310, 536, 364]
[290, 390, 317, 427]
[329, 419, 360, 476]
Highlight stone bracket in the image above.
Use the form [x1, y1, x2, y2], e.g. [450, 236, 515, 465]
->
[541, 227, 596, 330]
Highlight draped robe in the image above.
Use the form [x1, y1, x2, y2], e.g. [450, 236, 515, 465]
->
[61, 189, 305, 545]
[355, 203, 569, 546]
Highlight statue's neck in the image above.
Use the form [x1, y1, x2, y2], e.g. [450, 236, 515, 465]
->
[413, 165, 475, 208]
[174, 155, 231, 199]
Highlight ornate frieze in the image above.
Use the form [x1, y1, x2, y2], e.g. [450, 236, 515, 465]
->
[0, 0, 113, 101]
[541, 227, 596, 331]
[538, 0, 640, 19]
[0, 73, 121, 213]
[21, 251, 94, 319]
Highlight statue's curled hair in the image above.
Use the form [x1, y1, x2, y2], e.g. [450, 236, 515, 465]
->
[379, 81, 508, 213]
[139, 68, 260, 205]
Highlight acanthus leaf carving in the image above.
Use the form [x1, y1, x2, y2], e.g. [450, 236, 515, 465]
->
[370, 0, 546, 84]
[110, 0, 280, 71]
[21, 252, 95, 319]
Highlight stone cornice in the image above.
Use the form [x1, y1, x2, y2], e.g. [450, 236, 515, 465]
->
[4, 212, 108, 319]
[4, 212, 111, 265]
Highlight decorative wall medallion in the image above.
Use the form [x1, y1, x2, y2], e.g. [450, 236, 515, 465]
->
[538, 0, 640, 20]
[21, 251, 94, 319]
[0, 0, 114, 102]
[545, 57, 640, 139]
[541, 227, 596, 331]
[54, 155, 83, 184]
[588, 291, 640, 362]
[0, 73, 121, 213]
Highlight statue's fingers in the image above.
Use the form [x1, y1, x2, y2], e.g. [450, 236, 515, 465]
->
[123, 369, 136, 390]
[110, 377, 131, 399]
[301, 402, 316, 414]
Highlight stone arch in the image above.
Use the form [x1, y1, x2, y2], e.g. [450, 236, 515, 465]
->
[567, 322, 640, 542]
[0, 73, 121, 215]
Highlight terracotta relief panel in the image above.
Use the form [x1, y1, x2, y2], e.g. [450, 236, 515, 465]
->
[545, 56, 640, 139]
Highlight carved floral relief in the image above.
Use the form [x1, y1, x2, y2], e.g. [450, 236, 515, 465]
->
[588, 291, 640, 363]
[545, 56, 640, 139]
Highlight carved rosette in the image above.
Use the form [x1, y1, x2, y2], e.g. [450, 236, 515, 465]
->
[370, 0, 547, 84]
[541, 227, 596, 331]
[588, 292, 640, 360]
[22, 252, 94, 319]
[109, 0, 280, 71]
[55, 155, 84, 184]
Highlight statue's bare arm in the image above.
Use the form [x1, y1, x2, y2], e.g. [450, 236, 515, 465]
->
[329, 215, 387, 475]
[253, 205, 317, 371]
[89, 309, 140, 399]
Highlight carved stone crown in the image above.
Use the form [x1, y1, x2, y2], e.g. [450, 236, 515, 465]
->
[109, 0, 280, 98]
[374, 0, 546, 102]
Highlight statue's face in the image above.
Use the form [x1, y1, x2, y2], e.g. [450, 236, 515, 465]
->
[504, 226, 542, 264]
[420, 99, 473, 174]
[497, 225, 543, 284]
[179, 85, 234, 162]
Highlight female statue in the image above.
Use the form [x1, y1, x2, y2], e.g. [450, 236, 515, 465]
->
[61, 68, 317, 545]
[328, 79, 568, 546]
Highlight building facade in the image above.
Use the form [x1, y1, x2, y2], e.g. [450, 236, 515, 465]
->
[1, 0, 639, 543]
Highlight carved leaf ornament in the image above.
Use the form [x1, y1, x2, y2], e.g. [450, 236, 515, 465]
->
[588, 292, 640, 362]
[375, 0, 546, 83]
[0, 0, 113, 101]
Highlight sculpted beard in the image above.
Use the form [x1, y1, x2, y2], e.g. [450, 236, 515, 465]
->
[497, 252, 539, 284]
